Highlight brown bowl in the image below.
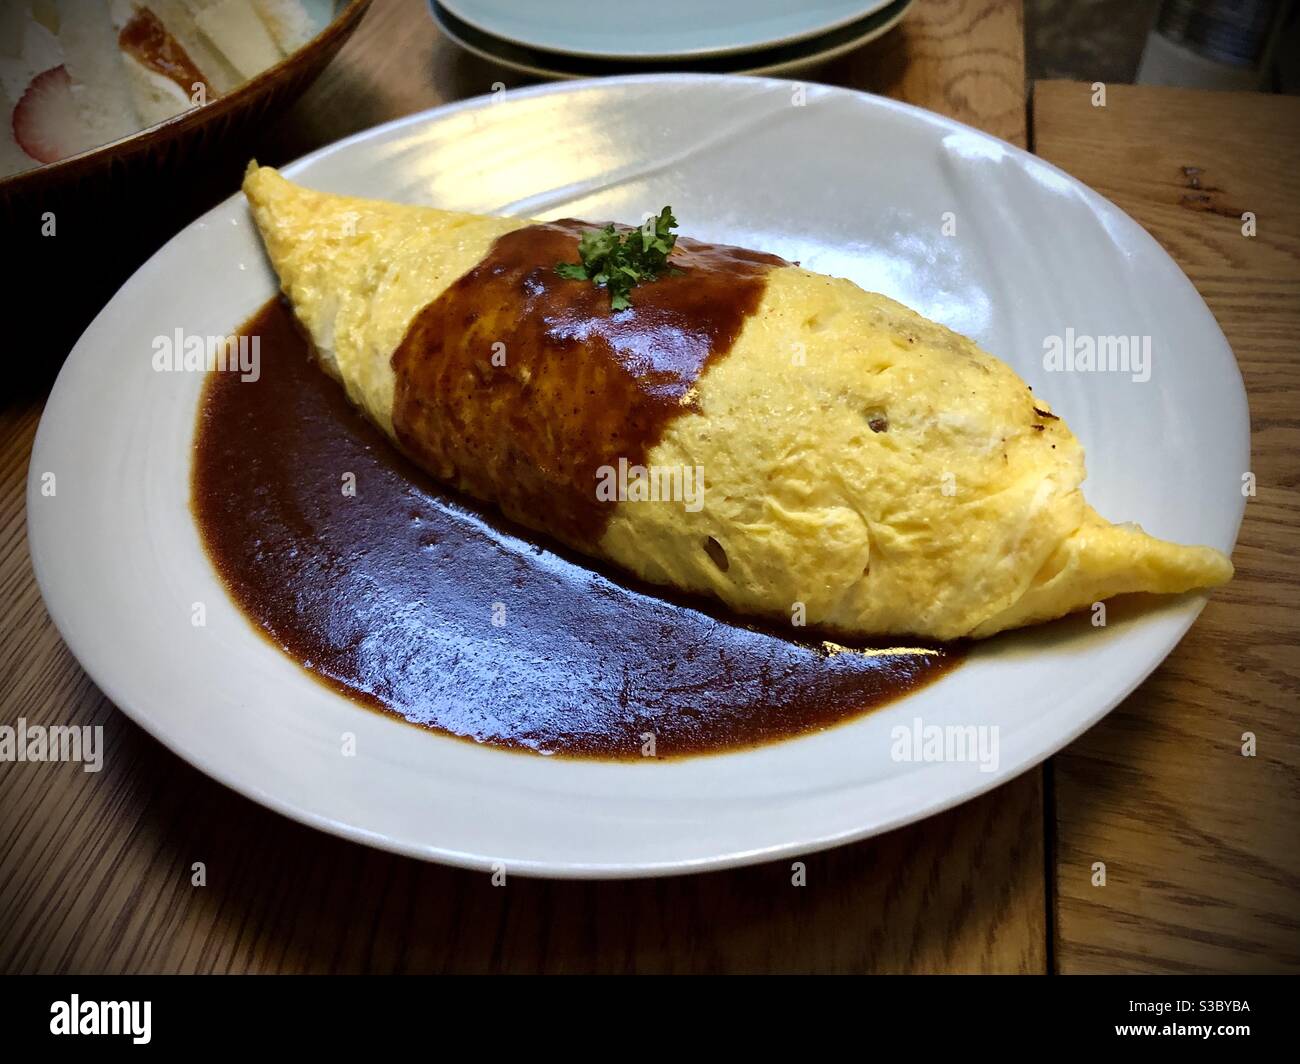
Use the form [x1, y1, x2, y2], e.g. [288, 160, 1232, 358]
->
[3, 1, 372, 377]
[0, 0, 371, 212]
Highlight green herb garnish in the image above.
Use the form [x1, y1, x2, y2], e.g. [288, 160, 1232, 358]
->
[555, 206, 680, 310]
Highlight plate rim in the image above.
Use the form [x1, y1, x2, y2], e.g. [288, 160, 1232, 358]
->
[435, 0, 897, 61]
[27, 73, 1249, 878]
[430, 0, 914, 80]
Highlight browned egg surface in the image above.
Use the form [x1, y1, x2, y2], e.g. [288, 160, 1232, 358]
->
[191, 297, 961, 759]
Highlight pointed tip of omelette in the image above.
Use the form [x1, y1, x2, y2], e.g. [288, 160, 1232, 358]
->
[243, 163, 376, 301]
[970, 508, 1233, 637]
[242, 163, 524, 433]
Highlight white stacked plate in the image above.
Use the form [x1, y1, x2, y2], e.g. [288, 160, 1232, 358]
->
[430, 0, 915, 78]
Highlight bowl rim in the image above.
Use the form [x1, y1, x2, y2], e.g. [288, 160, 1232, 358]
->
[0, 0, 372, 197]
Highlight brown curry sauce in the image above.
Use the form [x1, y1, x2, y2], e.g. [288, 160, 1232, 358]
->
[192, 225, 961, 759]
[392, 221, 786, 549]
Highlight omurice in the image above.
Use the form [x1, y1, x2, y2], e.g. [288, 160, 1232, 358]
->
[241, 163, 1232, 643]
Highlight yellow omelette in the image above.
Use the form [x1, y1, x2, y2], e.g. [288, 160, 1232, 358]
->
[243, 163, 1232, 641]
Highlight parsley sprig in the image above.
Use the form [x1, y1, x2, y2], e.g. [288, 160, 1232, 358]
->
[555, 207, 680, 310]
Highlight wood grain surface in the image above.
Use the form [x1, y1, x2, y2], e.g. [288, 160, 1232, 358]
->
[7, 2, 1289, 978]
[823, 0, 1027, 146]
[1033, 80, 1300, 974]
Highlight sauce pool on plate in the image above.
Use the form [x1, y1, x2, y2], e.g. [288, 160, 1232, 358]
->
[191, 297, 962, 759]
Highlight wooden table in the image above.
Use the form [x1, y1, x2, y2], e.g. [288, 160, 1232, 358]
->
[1032, 80, 1300, 974]
[1, 0, 1295, 974]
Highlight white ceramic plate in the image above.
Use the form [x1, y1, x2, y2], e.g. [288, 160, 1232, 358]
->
[431, 0, 914, 80]
[437, 0, 895, 60]
[28, 75, 1247, 878]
